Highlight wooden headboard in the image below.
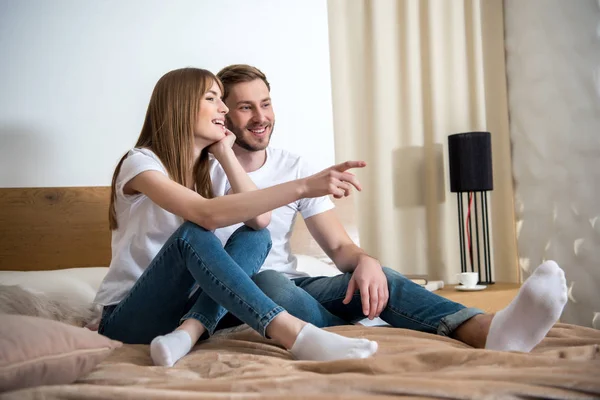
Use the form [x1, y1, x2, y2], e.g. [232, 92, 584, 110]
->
[0, 187, 357, 271]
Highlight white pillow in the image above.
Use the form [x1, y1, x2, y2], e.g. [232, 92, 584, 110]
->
[0, 267, 109, 305]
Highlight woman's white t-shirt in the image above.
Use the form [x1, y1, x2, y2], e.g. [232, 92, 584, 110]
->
[94, 148, 184, 306]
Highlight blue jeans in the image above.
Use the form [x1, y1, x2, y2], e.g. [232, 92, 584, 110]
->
[98, 222, 284, 344]
[251, 267, 483, 336]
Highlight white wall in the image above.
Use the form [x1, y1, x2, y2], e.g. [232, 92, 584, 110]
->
[0, 0, 335, 187]
[505, 0, 600, 328]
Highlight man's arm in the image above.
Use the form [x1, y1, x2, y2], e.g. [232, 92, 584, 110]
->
[304, 209, 389, 319]
[304, 209, 368, 273]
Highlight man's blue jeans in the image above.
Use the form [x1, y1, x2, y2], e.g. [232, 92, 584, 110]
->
[252, 267, 484, 337]
[98, 222, 283, 344]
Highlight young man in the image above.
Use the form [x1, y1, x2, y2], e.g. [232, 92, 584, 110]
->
[210, 64, 568, 352]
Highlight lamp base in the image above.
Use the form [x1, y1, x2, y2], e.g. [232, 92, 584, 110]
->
[456, 191, 494, 284]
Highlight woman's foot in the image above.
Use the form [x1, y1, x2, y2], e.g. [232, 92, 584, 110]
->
[267, 312, 378, 361]
[150, 330, 193, 367]
[150, 319, 206, 367]
[290, 323, 378, 361]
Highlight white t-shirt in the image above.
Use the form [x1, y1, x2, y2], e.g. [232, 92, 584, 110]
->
[94, 148, 184, 306]
[210, 147, 334, 279]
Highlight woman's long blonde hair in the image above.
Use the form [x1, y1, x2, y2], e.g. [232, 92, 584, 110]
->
[109, 68, 222, 230]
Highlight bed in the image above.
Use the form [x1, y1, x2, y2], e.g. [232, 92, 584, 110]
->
[1, 187, 599, 399]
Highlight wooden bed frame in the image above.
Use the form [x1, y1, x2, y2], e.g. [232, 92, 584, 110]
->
[0, 187, 357, 271]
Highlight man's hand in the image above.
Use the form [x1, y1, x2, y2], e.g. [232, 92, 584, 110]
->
[342, 255, 389, 319]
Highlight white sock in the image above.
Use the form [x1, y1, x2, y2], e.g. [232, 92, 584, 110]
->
[150, 330, 193, 367]
[290, 323, 378, 361]
[485, 260, 567, 352]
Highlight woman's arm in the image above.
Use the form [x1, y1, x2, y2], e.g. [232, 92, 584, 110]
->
[210, 132, 270, 230]
[126, 160, 365, 231]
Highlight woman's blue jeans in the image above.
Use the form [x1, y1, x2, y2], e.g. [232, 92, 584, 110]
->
[98, 222, 283, 344]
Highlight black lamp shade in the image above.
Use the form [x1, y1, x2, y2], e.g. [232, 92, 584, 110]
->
[448, 132, 493, 193]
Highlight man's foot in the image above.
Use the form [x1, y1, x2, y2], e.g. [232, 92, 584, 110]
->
[485, 260, 567, 352]
[290, 323, 378, 361]
[150, 329, 193, 367]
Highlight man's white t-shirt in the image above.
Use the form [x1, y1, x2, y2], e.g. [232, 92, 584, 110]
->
[94, 148, 184, 306]
[210, 147, 334, 279]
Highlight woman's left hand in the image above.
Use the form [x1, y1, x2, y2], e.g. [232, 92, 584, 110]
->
[208, 129, 236, 160]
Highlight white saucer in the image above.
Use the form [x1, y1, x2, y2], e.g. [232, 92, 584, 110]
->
[455, 284, 487, 291]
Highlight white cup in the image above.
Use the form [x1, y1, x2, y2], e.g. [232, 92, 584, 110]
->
[456, 272, 478, 288]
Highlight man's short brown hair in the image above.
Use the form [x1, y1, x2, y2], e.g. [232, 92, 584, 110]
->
[217, 64, 270, 101]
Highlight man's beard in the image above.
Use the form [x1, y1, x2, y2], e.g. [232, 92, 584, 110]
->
[227, 117, 274, 152]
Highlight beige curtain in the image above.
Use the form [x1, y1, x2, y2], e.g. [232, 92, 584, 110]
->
[327, 0, 519, 283]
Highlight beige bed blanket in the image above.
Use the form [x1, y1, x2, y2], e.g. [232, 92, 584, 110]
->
[3, 323, 600, 400]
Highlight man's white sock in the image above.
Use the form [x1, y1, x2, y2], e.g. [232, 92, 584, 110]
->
[150, 330, 193, 367]
[290, 323, 378, 361]
[485, 260, 567, 352]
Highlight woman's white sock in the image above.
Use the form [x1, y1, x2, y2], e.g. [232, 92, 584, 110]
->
[290, 323, 378, 361]
[150, 330, 193, 367]
[485, 260, 567, 352]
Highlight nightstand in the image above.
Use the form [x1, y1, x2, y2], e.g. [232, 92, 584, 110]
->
[435, 283, 520, 313]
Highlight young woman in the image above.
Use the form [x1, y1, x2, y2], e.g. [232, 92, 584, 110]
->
[94, 68, 378, 367]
